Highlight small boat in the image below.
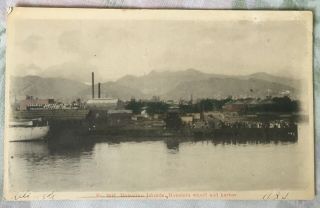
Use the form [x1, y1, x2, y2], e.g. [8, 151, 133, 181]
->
[8, 118, 50, 142]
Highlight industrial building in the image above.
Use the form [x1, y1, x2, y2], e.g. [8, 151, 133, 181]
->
[86, 98, 119, 110]
[19, 96, 55, 110]
[86, 72, 120, 110]
[86, 72, 133, 128]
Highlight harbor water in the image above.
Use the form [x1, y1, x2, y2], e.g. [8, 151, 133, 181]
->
[8, 124, 312, 192]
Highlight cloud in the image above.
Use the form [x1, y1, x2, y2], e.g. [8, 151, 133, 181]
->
[11, 18, 309, 82]
[19, 35, 42, 52]
[39, 61, 100, 83]
[58, 30, 82, 53]
[13, 63, 44, 76]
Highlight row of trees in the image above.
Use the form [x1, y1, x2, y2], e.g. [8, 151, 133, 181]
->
[179, 98, 233, 113]
[247, 96, 299, 113]
[125, 98, 233, 115]
[125, 96, 300, 115]
[125, 99, 169, 115]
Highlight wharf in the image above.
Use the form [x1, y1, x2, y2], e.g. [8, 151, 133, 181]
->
[12, 109, 89, 120]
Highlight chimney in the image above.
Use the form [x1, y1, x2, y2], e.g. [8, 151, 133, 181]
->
[98, 82, 101, 98]
[91, 72, 95, 99]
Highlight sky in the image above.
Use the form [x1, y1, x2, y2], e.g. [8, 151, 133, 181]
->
[8, 9, 311, 83]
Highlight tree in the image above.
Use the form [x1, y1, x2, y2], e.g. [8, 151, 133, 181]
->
[271, 96, 299, 112]
[146, 102, 169, 115]
[125, 99, 144, 114]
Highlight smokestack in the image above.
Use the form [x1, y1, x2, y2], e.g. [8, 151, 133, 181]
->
[92, 72, 95, 99]
[98, 82, 101, 98]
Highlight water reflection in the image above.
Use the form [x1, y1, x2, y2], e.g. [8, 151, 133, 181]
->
[11, 134, 297, 159]
[11, 141, 50, 164]
[11, 139, 95, 163]
[9, 133, 305, 192]
[164, 138, 180, 153]
[12, 136, 289, 178]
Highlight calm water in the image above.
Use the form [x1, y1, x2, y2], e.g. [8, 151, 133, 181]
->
[8, 125, 312, 192]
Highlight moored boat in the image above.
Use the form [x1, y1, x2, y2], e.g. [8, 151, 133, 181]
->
[8, 118, 49, 142]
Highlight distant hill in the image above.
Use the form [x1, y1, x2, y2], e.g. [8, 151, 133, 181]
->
[116, 68, 214, 95]
[246, 72, 298, 88]
[10, 69, 299, 101]
[164, 77, 296, 100]
[117, 69, 299, 99]
[10, 76, 88, 101]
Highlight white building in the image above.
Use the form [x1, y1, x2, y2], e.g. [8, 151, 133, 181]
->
[86, 98, 118, 110]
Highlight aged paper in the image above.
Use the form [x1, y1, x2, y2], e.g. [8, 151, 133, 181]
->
[4, 7, 314, 200]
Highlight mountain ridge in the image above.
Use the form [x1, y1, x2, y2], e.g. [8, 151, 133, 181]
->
[10, 69, 299, 101]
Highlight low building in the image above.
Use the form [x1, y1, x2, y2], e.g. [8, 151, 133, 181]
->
[140, 107, 149, 118]
[181, 116, 193, 125]
[204, 111, 225, 121]
[190, 113, 201, 120]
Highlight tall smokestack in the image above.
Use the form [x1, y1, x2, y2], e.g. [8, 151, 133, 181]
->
[92, 72, 95, 99]
[98, 82, 101, 98]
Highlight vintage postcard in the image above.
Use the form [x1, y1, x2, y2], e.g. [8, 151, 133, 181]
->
[3, 8, 314, 200]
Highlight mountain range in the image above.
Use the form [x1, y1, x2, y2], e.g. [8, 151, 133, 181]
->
[10, 69, 300, 101]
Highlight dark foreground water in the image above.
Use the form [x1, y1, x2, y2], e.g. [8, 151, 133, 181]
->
[8, 125, 312, 192]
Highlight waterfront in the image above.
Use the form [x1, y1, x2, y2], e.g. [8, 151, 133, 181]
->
[8, 124, 312, 192]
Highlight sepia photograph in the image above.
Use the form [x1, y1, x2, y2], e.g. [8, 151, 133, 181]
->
[3, 8, 314, 200]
